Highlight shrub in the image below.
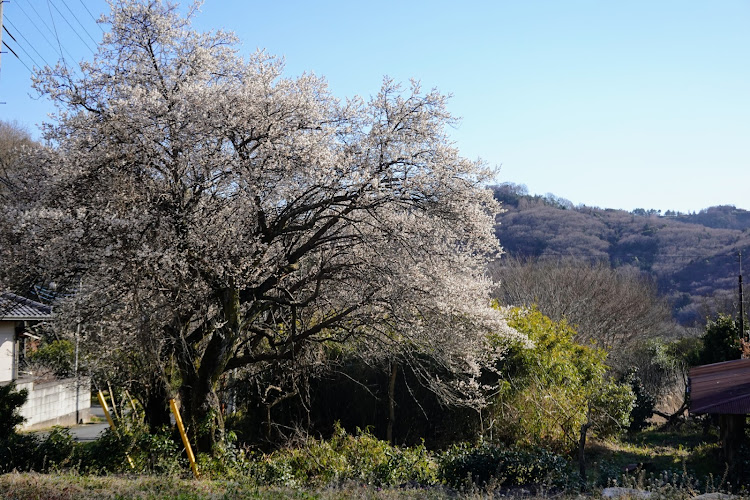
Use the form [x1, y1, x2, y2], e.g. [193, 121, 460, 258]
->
[79, 423, 184, 475]
[245, 425, 438, 487]
[0, 383, 28, 441]
[488, 306, 634, 452]
[0, 427, 77, 474]
[699, 314, 741, 365]
[438, 442, 573, 489]
[35, 427, 77, 470]
[27, 339, 75, 378]
[623, 369, 656, 432]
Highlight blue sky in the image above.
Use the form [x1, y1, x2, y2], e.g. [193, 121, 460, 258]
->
[1, 1, 748, 213]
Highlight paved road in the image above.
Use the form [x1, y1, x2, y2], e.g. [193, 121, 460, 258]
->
[68, 404, 109, 442]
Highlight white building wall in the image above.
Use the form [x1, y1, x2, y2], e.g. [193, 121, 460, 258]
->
[16, 377, 91, 430]
[0, 322, 15, 383]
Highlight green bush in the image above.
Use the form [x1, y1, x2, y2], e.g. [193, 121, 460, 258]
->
[0, 383, 28, 441]
[699, 314, 742, 365]
[244, 425, 438, 487]
[79, 423, 184, 474]
[623, 369, 656, 432]
[438, 442, 573, 489]
[35, 427, 77, 470]
[488, 306, 634, 452]
[0, 427, 78, 473]
[28, 339, 75, 378]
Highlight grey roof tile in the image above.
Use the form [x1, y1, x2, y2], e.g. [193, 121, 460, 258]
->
[0, 292, 52, 320]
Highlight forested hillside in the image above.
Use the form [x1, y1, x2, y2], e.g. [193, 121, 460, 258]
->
[493, 183, 750, 324]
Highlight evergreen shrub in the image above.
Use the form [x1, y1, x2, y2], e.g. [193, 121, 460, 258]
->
[438, 442, 572, 489]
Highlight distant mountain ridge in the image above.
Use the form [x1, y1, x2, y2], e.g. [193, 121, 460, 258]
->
[492, 184, 750, 325]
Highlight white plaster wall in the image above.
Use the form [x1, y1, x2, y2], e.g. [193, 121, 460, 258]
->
[0, 322, 15, 383]
[17, 377, 91, 429]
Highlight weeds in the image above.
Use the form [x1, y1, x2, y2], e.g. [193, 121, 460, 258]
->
[2, 418, 750, 498]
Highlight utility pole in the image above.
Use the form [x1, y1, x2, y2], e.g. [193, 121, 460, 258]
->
[740, 251, 746, 358]
[0, 0, 5, 106]
[0, 1, 4, 73]
[74, 318, 81, 423]
[74, 277, 82, 424]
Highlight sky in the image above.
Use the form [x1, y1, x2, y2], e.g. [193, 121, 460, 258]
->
[1, 0, 748, 214]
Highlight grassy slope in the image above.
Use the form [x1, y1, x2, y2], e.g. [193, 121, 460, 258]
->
[0, 424, 736, 499]
[0, 473, 458, 500]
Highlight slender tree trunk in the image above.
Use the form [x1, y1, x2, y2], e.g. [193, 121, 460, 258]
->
[386, 362, 398, 444]
[578, 412, 592, 490]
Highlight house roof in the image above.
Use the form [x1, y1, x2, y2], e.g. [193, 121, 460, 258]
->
[689, 358, 750, 415]
[0, 292, 52, 321]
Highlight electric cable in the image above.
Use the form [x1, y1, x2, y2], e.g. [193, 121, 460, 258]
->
[78, 0, 104, 32]
[47, 0, 68, 67]
[4, 16, 53, 67]
[2, 41, 34, 75]
[3, 25, 43, 69]
[11, 0, 63, 57]
[47, 0, 96, 54]
[18, 0, 70, 60]
[59, 0, 98, 45]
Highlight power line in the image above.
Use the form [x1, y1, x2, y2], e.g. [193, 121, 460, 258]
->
[3, 25, 42, 69]
[47, 0, 95, 55]
[78, 0, 104, 32]
[2, 40, 34, 75]
[13, 0, 67, 58]
[4, 16, 52, 67]
[0, 0, 4, 81]
[46, 0, 67, 67]
[59, 0, 98, 46]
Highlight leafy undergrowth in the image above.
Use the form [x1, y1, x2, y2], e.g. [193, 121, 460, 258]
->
[586, 422, 730, 491]
[0, 472, 573, 500]
[3, 421, 747, 498]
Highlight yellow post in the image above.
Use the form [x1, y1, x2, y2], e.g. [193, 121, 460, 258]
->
[97, 390, 135, 469]
[170, 398, 199, 479]
[97, 390, 116, 430]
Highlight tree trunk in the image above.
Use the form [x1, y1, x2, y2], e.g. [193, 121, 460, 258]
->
[719, 414, 746, 479]
[578, 416, 592, 490]
[180, 371, 225, 455]
[144, 375, 171, 433]
[174, 290, 239, 455]
[386, 362, 398, 444]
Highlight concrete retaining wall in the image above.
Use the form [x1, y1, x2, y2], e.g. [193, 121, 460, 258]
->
[15, 377, 91, 430]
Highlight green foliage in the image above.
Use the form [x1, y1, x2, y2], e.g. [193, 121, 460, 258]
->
[79, 422, 184, 475]
[438, 442, 573, 489]
[244, 424, 438, 487]
[489, 306, 634, 451]
[666, 336, 703, 368]
[0, 427, 77, 473]
[194, 431, 249, 479]
[0, 433, 34, 473]
[621, 370, 656, 433]
[0, 383, 28, 440]
[698, 314, 741, 365]
[36, 427, 77, 469]
[28, 340, 75, 378]
[642, 335, 702, 380]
